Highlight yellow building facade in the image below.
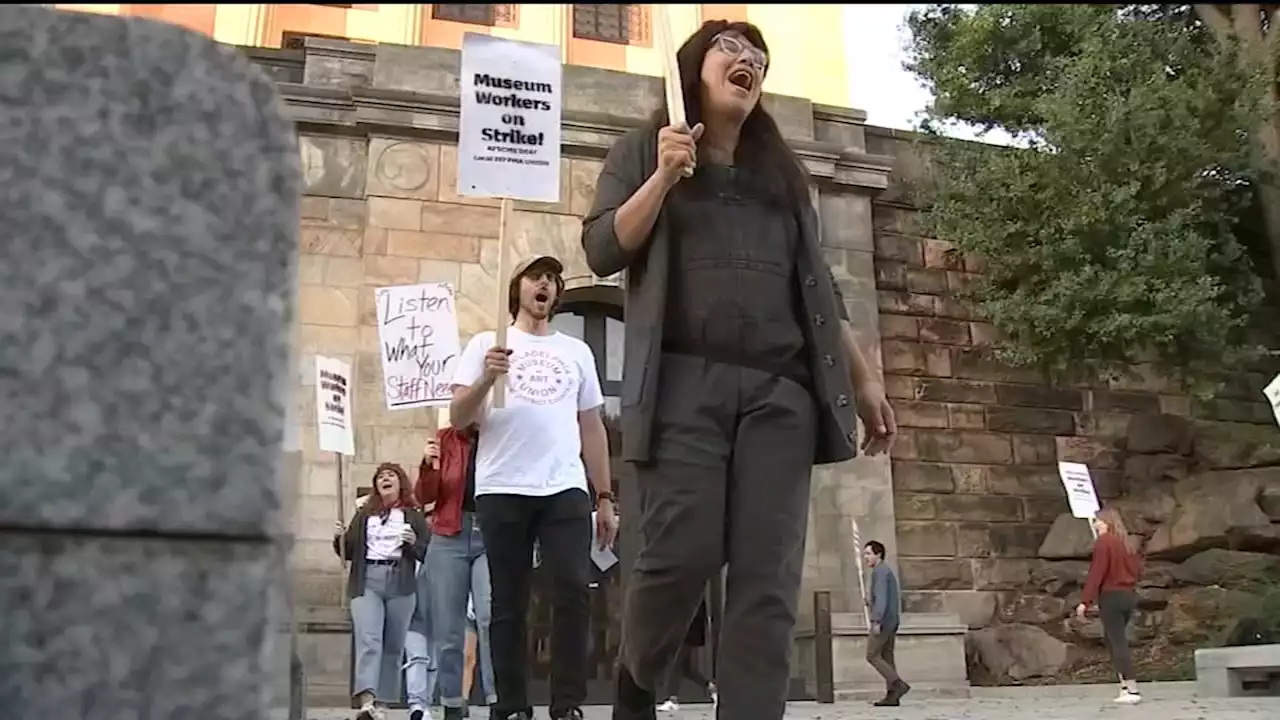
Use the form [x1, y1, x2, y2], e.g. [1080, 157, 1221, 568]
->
[54, 3, 852, 107]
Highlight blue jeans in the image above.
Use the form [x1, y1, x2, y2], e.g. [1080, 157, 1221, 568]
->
[350, 564, 416, 702]
[404, 561, 437, 711]
[427, 512, 495, 708]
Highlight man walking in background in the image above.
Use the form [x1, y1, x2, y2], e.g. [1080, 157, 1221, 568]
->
[863, 540, 909, 707]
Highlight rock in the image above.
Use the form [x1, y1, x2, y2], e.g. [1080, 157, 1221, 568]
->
[966, 623, 1073, 681]
[1171, 549, 1280, 590]
[1028, 561, 1090, 597]
[1126, 414, 1192, 455]
[1260, 483, 1280, 521]
[1192, 421, 1280, 470]
[1146, 471, 1278, 560]
[1123, 453, 1189, 485]
[998, 593, 1066, 625]
[1064, 610, 1154, 646]
[1136, 586, 1169, 609]
[1037, 514, 1096, 560]
[1163, 586, 1265, 644]
[1139, 563, 1177, 588]
[1110, 485, 1177, 536]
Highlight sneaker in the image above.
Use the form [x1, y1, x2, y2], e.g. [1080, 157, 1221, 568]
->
[1114, 690, 1142, 704]
[504, 714, 532, 720]
[443, 707, 463, 720]
[657, 698, 680, 713]
[355, 702, 376, 720]
[409, 710, 425, 720]
[551, 710, 584, 720]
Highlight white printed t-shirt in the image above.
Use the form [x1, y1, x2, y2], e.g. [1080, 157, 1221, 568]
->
[365, 508, 406, 561]
[452, 327, 604, 497]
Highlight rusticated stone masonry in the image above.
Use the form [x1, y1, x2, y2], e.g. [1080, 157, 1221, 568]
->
[864, 126, 1278, 635]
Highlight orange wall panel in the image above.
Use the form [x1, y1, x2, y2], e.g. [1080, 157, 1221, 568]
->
[701, 4, 749, 24]
[265, 3, 351, 47]
[123, 4, 218, 37]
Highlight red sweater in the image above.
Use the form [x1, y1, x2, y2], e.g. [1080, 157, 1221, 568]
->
[414, 427, 475, 537]
[1081, 532, 1143, 606]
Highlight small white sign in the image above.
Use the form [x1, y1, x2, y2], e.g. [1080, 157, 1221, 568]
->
[1263, 372, 1280, 428]
[1057, 461, 1100, 519]
[457, 33, 563, 203]
[314, 355, 354, 455]
[374, 282, 462, 410]
[590, 511, 619, 572]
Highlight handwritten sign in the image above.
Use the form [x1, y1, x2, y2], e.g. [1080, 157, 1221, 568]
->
[374, 282, 462, 410]
[1057, 461, 1100, 519]
[1264, 372, 1280, 429]
[314, 355, 354, 455]
[457, 33, 563, 202]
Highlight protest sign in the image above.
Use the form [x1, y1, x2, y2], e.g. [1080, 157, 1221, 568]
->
[456, 32, 564, 408]
[1057, 461, 1101, 519]
[314, 355, 354, 455]
[1263, 372, 1280, 428]
[457, 33, 562, 203]
[374, 282, 462, 411]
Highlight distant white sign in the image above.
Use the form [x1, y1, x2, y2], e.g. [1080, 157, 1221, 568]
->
[1264, 372, 1280, 429]
[1057, 461, 1100, 519]
[457, 33, 562, 203]
[374, 282, 462, 411]
[314, 355, 354, 455]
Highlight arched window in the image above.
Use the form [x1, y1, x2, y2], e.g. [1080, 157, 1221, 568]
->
[550, 299, 624, 422]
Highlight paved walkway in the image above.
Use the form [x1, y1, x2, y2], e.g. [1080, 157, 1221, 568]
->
[287, 684, 1277, 720]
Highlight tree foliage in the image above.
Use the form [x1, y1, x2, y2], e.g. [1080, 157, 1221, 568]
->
[904, 4, 1272, 383]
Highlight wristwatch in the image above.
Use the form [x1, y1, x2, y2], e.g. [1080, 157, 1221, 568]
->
[596, 490, 616, 504]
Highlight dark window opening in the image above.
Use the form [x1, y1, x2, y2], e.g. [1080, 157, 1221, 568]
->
[572, 4, 647, 45]
[281, 31, 351, 50]
[432, 4, 516, 27]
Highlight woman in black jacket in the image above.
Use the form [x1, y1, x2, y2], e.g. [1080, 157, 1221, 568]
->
[334, 462, 430, 720]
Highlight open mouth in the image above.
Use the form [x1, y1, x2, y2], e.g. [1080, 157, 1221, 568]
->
[728, 68, 755, 93]
[534, 291, 549, 303]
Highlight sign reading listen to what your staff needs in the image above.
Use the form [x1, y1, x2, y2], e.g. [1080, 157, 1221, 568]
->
[375, 282, 462, 410]
[457, 33, 563, 203]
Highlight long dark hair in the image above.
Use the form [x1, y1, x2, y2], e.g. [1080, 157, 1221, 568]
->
[650, 19, 812, 209]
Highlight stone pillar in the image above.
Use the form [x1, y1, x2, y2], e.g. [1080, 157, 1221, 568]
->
[1, 6, 300, 717]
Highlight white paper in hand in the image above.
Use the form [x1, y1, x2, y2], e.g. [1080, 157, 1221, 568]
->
[590, 511, 618, 572]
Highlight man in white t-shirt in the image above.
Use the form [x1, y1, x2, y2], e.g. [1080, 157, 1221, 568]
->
[449, 254, 618, 720]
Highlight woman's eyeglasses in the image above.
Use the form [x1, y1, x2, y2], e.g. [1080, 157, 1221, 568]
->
[711, 33, 768, 70]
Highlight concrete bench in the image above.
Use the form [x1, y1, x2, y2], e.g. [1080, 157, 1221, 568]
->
[1195, 644, 1280, 697]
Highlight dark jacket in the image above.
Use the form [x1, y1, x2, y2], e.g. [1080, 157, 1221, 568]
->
[581, 126, 859, 464]
[415, 426, 476, 537]
[333, 506, 430, 600]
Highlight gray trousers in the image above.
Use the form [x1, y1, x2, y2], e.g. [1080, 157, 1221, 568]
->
[351, 563, 416, 702]
[620, 354, 816, 720]
[865, 629, 900, 688]
[1099, 590, 1136, 680]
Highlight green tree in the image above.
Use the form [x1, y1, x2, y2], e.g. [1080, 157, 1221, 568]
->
[904, 4, 1273, 382]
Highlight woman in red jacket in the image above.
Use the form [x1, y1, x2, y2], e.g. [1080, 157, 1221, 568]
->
[415, 425, 494, 720]
[1076, 507, 1144, 705]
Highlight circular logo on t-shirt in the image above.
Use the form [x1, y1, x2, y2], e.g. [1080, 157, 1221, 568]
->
[509, 349, 575, 406]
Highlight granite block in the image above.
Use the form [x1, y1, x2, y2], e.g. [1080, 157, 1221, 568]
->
[0, 533, 287, 720]
[0, 6, 300, 536]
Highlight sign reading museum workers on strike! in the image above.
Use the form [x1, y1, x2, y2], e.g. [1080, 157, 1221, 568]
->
[457, 33, 563, 203]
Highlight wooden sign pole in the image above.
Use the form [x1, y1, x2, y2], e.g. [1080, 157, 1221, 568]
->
[492, 197, 513, 409]
[335, 451, 348, 611]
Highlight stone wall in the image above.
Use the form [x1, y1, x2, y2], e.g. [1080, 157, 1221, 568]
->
[865, 126, 1280, 682]
[252, 37, 901, 620]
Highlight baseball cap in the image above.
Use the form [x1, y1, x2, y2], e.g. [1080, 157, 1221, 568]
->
[510, 254, 564, 281]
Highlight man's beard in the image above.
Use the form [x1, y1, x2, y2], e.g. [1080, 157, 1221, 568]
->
[521, 301, 550, 320]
